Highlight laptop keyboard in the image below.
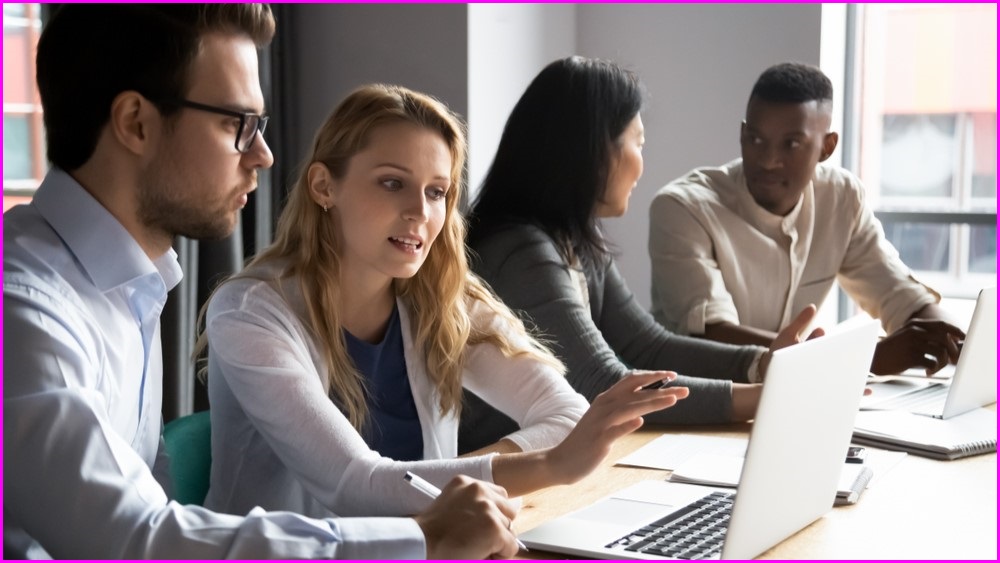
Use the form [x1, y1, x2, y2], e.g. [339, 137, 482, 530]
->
[871, 383, 947, 414]
[604, 491, 734, 559]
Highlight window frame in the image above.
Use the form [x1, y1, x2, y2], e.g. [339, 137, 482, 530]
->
[839, 3, 996, 307]
[3, 3, 47, 205]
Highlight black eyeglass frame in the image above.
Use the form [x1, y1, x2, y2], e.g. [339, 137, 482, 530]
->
[153, 98, 269, 154]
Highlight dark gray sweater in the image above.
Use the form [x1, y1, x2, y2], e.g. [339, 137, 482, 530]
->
[459, 223, 764, 453]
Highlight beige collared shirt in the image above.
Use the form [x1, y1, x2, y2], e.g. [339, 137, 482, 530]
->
[649, 159, 939, 336]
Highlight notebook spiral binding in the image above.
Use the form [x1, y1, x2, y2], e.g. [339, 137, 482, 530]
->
[959, 438, 997, 456]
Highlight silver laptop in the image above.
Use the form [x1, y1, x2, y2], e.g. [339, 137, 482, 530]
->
[519, 320, 879, 560]
[861, 286, 996, 419]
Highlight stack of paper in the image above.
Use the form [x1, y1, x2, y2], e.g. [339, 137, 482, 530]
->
[616, 434, 894, 506]
[666, 452, 873, 506]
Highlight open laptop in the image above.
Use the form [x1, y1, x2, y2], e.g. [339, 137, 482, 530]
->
[861, 286, 996, 419]
[519, 320, 879, 560]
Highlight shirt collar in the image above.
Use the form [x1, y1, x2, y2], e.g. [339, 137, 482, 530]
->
[32, 168, 183, 294]
[735, 161, 809, 235]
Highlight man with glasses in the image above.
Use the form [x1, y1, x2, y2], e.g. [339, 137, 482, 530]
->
[152, 98, 270, 154]
[4, 5, 520, 559]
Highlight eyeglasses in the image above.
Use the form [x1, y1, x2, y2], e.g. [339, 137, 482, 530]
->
[154, 98, 269, 153]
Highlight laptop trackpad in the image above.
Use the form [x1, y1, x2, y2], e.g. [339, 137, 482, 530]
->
[573, 481, 713, 526]
[573, 497, 672, 524]
[519, 481, 713, 550]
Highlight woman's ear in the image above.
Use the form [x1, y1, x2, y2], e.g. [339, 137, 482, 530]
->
[307, 162, 335, 209]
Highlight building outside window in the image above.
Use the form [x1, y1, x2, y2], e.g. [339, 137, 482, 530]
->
[4, 3, 45, 212]
[853, 3, 996, 303]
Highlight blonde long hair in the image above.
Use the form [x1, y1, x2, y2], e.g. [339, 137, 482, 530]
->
[198, 84, 562, 431]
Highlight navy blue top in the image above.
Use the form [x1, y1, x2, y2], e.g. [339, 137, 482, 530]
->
[344, 306, 423, 461]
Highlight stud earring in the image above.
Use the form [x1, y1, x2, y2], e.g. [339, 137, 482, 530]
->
[321, 203, 328, 213]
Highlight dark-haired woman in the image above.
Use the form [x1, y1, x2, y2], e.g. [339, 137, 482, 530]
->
[461, 56, 819, 452]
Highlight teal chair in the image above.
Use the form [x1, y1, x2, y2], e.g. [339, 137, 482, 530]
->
[162, 410, 212, 506]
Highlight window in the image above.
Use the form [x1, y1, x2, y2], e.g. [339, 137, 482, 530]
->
[4, 114, 33, 179]
[4, 3, 45, 212]
[852, 3, 996, 300]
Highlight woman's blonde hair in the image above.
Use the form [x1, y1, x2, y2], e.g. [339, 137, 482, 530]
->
[198, 84, 562, 431]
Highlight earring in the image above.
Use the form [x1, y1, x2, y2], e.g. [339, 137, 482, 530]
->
[321, 203, 328, 213]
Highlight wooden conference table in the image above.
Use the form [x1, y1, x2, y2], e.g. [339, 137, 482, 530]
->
[515, 413, 997, 560]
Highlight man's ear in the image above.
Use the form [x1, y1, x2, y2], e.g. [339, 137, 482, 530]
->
[819, 131, 839, 162]
[307, 162, 336, 209]
[109, 91, 158, 157]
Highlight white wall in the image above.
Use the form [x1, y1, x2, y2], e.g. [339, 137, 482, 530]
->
[290, 4, 468, 169]
[288, 4, 827, 312]
[575, 4, 824, 310]
[467, 4, 577, 197]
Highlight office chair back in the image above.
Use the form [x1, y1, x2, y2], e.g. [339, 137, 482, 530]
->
[162, 410, 212, 506]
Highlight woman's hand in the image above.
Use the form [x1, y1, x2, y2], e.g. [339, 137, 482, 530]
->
[490, 371, 687, 496]
[544, 371, 689, 485]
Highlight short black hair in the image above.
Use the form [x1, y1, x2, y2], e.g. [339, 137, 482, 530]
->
[36, 4, 275, 172]
[469, 56, 644, 267]
[749, 62, 833, 105]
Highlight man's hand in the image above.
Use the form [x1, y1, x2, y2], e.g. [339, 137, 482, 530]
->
[757, 304, 826, 380]
[414, 475, 521, 559]
[871, 318, 965, 375]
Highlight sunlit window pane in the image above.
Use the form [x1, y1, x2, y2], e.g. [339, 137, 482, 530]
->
[3, 19, 34, 103]
[4, 114, 32, 179]
[882, 222, 950, 272]
[854, 3, 996, 298]
[969, 225, 996, 274]
[3, 3, 27, 19]
[3, 3, 45, 201]
[971, 112, 996, 201]
[880, 114, 956, 199]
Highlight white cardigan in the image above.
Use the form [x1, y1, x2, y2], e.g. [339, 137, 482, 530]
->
[203, 264, 588, 519]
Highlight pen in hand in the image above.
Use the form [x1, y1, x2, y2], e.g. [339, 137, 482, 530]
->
[403, 471, 528, 552]
[404, 470, 443, 497]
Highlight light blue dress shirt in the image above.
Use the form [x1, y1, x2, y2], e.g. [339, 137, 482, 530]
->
[3, 169, 425, 559]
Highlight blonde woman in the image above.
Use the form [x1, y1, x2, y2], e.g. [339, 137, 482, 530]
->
[200, 84, 687, 520]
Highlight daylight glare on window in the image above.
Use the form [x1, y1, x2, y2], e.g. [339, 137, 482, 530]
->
[856, 3, 997, 298]
[3, 3, 45, 211]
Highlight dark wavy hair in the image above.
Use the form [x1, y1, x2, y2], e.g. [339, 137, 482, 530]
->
[469, 56, 644, 267]
[749, 62, 833, 106]
[36, 4, 275, 171]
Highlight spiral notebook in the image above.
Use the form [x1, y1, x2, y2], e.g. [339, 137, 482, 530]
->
[853, 408, 997, 460]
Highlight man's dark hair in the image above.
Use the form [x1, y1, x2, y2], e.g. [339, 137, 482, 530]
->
[749, 62, 833, 106]
[469, 56, 644, 267]
[36, 4, 275, 172]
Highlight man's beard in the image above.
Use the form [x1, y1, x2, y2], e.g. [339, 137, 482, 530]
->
[138, 158, 239, 242]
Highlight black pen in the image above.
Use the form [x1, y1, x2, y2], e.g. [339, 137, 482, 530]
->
[641, 378, 673, 391]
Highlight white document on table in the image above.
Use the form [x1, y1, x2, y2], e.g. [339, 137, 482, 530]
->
[615, 434, 748, 470]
